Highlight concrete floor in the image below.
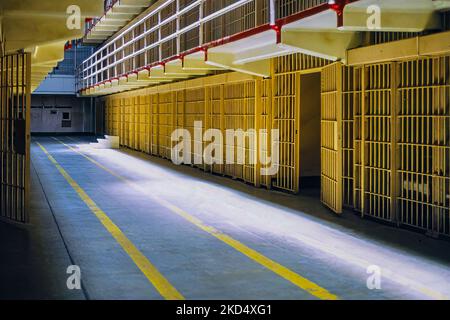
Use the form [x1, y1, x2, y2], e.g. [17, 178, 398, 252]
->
[1, 135, 450, 300]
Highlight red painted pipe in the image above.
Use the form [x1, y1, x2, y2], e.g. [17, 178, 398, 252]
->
[83, 0, 361, 90]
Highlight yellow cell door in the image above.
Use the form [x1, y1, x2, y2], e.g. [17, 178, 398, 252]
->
[320, 63, 343, 214]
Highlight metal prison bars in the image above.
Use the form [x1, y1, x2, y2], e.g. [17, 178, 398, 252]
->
[342, 65, 361, 208]
[321, 63, 344, 213]
[362, 63, 396, 222]
[0, 52, 31, 223]
[102, 52, 450, 237]
[397, 57, 450, 236]
[350, 57, 450, 237]
[103, 52, 331, 190]
[77, 0, 328, 90]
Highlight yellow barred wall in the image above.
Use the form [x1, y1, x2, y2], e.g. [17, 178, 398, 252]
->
[103, 73, 261, 184]
[397, 57, 450, 235]
[349, 56, 450, 236]
[102, 53, 330, 192]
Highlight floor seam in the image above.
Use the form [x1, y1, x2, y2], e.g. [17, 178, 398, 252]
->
[31, 147, 91, 300]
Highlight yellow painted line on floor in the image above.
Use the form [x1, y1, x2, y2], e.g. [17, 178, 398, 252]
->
[55, 137, 339, 300]
[35, 141, 184, 301]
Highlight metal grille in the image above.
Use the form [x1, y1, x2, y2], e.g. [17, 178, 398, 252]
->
[353, 67, 363, 213]
[0, 52, 31, 223]
[260, 78, 271, 187]
[369, 32, 424, 46]
[342, 66, 361, 208]
[119, 98, 125, 146]
[273, 62, 297, 192]
[203, 0, 263, 43]
[185, 88, 205, 167]
[124, 97, 132, 147]
[103, 74, 264, 185]
[275, 53, 329, 73]
[321, 63, 343, 214]
[158, 92, 174, 159]
[276, 0, 327, 19]
[350, 58, 450, 237]
[398, 57, 450, 236]
[112, 98, 120, 137]
[210, 85, 223, 174]
[272, 54, 330, 192]
[223, 81, 256, 184]
[150, 94, 159, 156]
[161, 2, 178, 60]
[359, 63, 395, 221]
[180, 5, 201, 52]
[132, 97, 139, 150]
[138, 95, 149, 153]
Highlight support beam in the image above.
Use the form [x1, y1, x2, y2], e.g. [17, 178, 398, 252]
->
[206, 51, 271, 78]
[183, 54, 224, 71]
[281, 29, 362, 62]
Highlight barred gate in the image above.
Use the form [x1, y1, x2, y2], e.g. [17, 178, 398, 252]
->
[0, 52, 31, 223]
[397, 57, 450, 236]
[321, 63, 343, 214]
[350, 57, 450, 237]
[359, 63, 397, 221]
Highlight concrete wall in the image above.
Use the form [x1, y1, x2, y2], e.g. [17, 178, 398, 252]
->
[31, 95, 95, 134]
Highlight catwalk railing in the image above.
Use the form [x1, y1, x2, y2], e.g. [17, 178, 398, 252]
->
[76, 0, 328, 91]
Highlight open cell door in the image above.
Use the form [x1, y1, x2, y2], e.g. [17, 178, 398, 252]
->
[0, 52, 31, 223]
[320, 63, 343, 214]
